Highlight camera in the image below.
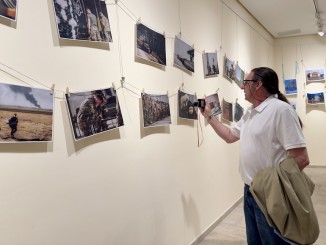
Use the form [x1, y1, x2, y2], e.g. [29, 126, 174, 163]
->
[193, 99, 206, 109]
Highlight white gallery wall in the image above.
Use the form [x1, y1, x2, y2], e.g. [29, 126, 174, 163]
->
[275, 36, 326, 166]
[0, 0, 274, 244]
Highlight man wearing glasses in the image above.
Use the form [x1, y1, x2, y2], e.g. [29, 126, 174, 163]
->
[200, 67, 312, 244]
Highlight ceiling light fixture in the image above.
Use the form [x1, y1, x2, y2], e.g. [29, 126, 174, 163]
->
[313, 0, 324, 37]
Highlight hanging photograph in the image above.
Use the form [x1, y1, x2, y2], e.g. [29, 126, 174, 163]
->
[222, 99, 233, 122]
[53, 0, 112, 43]
[65, 87, 124, 141]
[203, 52, 219, 77]
[206, 93, 222, 116]
[0, 0, 17, 21]
[234, 102, 244, 122]
[178, 90, 198, 120]
[0, 83, 53, 143]
[306, 92, 325, 105]
[223, 56, 235, 82]
[136, 23, 166, 66]
[305, 68, 325, 82]
[141, 93, 171, 128]
[284, 79, 298, 95]
[174, 36, 194, 73]
[234, 64, 245, 88]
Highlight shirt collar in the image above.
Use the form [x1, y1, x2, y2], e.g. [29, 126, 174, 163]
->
[253, 95, 275, 113]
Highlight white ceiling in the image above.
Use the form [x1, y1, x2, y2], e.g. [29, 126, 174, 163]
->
[238, 0, 326, 38]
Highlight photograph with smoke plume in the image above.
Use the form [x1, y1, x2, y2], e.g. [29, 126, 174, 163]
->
[65, 87, 124, 141]
[206, 93, 222, 116]
[141, 93, 171, 128]
[53, 0, 112, 43]
[0, 0, 17, 21]
[136, 23, 166, 66]
[203, 52, 219, 78]
[0, 83, 53, 143]
[174, 36, 194, 73]
[178, 90, 198, 120]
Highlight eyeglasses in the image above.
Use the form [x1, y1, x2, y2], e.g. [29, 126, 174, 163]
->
[243, 79, 258, 85]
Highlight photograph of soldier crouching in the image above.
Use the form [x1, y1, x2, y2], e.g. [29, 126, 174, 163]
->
[65, 87, 124, 140]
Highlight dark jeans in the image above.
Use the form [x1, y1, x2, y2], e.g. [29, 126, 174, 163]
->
[243, 185, 292, 245]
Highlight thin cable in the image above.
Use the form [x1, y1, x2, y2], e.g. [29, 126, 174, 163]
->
[118, 0, 138, 21]
[178, 0, 182, 34]
[222, 0, 273, 46]
[115, 4, 124, 77]
[0, 62, 50, 90]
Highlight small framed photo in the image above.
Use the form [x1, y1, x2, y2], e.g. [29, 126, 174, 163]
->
[223, 56, 235, 82]
[136, 23, 166, 66]
[141, 93, 171, 128]
[65, 87, 124, 141]
[0, 0, 17, 21]
[307, 92, 325, 105]
[178, 90, 198, 120]
[305, 69, 325, 82]
[174, 36, 194, 73]
[0, 82, 54, 143]
[284, 79, 298, 95]
[234, 102, 244, 122]
[222, 99, 233, 122]
[206, 93, 222, 116]
[203, 52, 219, 78]
[234, 64, 245, 88]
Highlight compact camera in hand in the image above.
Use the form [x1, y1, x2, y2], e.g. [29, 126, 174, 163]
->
[193, 99, 206, 109]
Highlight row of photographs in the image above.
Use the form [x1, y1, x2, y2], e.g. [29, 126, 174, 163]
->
[0, 82, 325, 143]
[3, 1, 326, 82]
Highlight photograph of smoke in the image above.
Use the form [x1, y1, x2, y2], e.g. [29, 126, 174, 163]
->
[0, 83, 53, 143]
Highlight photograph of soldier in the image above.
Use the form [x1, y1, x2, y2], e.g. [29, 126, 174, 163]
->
[0, 0, 17, 21]
[0, 83, 53, 143]
[223, 56, 235, 82]
[136, 23, 166, 66]
[178, 90, 198, 120]
[141, 93, 171, 128]
[203, 52, 219, 78]
[234, 102, 244, 122]
[65, 87, 124, 140]
[53, 0, 112, 43]
[234, 64, 245, 88]
[174, 36, 194, 73]
[284, 79, 298, 95]
[307, 92, 325, 105]
[222, 99, 233, 122]
[306, 68, 325, 82]
[206, 93, 222, 116]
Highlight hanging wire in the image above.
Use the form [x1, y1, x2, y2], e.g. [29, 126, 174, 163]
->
[115, 3, 124, 77]
[178, 0, 182, 34]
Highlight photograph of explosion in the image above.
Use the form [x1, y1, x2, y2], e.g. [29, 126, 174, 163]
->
[141, 93, 171, 128]
[174, 36, 194, 73]
[53, 0, 113, 43]
[136, 23, 166, 66]
[0, 0, 17, 21]
[65, 87, 123, 141]
[0, 83, 53, 143]
[222, 99, 233, 122]
[223, 56, 235, 82]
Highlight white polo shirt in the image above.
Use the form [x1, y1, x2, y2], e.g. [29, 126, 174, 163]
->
[231, 96, 306, 185]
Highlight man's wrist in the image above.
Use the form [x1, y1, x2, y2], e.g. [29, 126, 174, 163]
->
[206, 114, 213, 121]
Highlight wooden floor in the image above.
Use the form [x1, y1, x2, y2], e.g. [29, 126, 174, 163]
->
[197, 167, 326, 245]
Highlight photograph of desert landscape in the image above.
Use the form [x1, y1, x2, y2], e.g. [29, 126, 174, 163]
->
[0, 83, 53, 143]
